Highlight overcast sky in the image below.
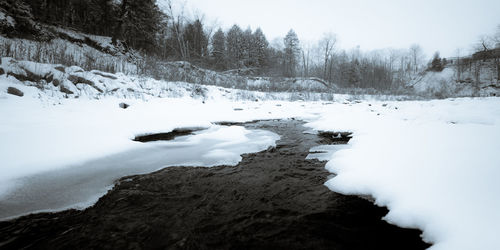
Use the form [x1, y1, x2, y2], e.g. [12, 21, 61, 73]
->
[177, 0, 500, 58]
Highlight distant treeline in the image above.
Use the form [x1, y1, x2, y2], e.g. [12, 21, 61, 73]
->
[4, 0, 482, 91]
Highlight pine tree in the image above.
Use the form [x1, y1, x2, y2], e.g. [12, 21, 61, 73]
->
[211, 28, 226, 70]
[226, 24, 244, 69]
[348, 59, 362, 87]
[430, 51, 444, 72]
[253, 28, 269, 69]
[283, 29, 300, 77]
[241, 27, 255, 67]
[184, 19, 208, 61]
[116, 0, 162, 52]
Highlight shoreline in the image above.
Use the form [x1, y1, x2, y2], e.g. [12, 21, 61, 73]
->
[0, 119, 430, 249]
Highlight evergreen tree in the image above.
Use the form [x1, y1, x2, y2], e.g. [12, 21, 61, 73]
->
[253, 28, 269, 69]
[93, 0, 116, 35]
[226, 24, 244, 68]
[267, 46, 285, 76]
[348, 59, 362, 87]
[241, 27, 255, 67]
[211, 28, 226, 70]
[430, 51, 444, 72]
[184, 19, 208, 61]
[0, 0, 46, 39]
[283, 29, 300, 77]
[115, 0, 162, 52]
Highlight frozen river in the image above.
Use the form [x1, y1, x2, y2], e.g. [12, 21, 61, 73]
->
[0, 125, 279, 220]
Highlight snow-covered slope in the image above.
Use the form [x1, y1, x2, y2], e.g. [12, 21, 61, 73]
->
[411, 63, 500, 98]
[0, 57, 343, 102]
[308, 97, 500, 250]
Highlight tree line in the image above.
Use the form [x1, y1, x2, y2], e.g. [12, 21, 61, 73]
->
[4, 0, 446, 91]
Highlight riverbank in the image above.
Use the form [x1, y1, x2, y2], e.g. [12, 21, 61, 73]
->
[0, 119, 428, 249]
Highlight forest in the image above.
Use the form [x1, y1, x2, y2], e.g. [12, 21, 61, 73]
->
[2, 0, 497, 91]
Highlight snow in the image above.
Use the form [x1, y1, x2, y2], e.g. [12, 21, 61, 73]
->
[306, 98, 500, 250]
[0, 72, 319, 201]
[1, 59, 500, 249]
[0, 11, 16, 28]
[0, 93, 290, 186]
[307, 144, 349, 161]
[0, 125, 279, 220]
[412, 65, 500, 98]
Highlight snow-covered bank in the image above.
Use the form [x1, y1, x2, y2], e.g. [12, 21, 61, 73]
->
[0, 88, 315, 189]
[0, 125, 279, 220]
[307, 97, 500, 250]
[2, 66, 500, 249]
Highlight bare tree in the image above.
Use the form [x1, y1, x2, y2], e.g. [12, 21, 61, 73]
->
[319, 33, 337, 81]
[455, 48, 462, 82]
[496, 25, 500, 81]
[474, 32, 500, 83]
[301, 41, 313, 78]
[409, 44, 424, 75]
[164, 0, 189, 60]
[388, 48, 399, 72]
[493, 24, 500, 47]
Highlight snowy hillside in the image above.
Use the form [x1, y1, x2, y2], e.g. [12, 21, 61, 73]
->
[0, 57, 344, 103]
[410, 63, 500, 98]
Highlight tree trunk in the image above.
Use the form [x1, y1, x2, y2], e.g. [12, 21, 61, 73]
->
[497, 60, 500, 83]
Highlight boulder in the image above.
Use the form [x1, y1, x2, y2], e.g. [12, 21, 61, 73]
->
[60, 85, 74, 95]
[119, 102, 130, 109]
[54, 66, 66, 73]
[67, 75, 94, 86]
[7, 87, 23, 97]
[52, 78, 60, 87]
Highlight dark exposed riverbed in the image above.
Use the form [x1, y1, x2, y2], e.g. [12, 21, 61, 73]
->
[0, 119, 429, 249]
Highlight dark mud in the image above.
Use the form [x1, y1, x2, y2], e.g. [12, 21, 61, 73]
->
[0, 120, 430, 250]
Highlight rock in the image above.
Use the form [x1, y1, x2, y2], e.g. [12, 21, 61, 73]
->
[66, 66, 84, 74]
[7, 71, 30, 82]
[7, 87, 24, 97]
[0, 67, 4, 75]
[52, 78, 60, 87]
[60, 85, 74, 95]
[67, 75, 94, 86]
[119, 102, 130, 109]
[68, 75, 103, 93]
[54, 66, 66, 73]
[92, 71, 118, 80]
[45, 73, 54, 83]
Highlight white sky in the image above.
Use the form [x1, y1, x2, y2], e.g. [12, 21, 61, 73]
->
[177, 0, 500, 58]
